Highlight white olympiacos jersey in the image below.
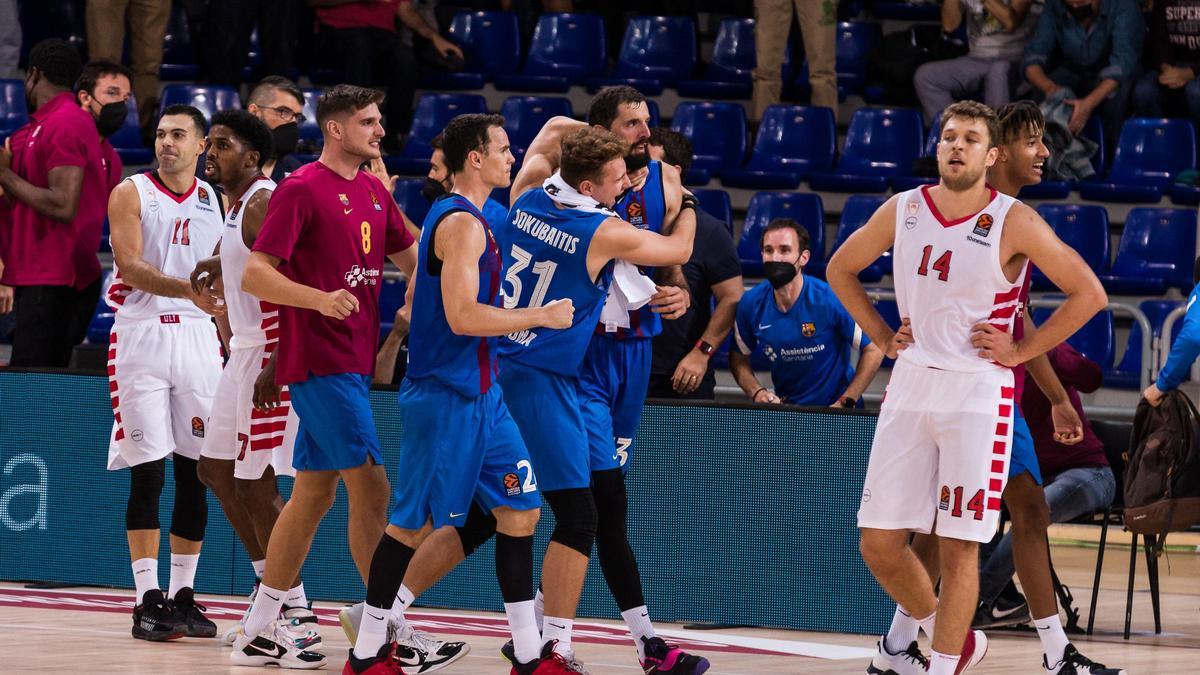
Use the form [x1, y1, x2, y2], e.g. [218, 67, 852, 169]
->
[892, 185, 1028, 373]
[220, 175, 278, 350]
[106, 172, 224, 324]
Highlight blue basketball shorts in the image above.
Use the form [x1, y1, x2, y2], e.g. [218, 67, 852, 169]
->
[577, 334, 651, 474]
[1007, 406, 1043, 485]
[497, 358, 590, 493]
[289, 372, 382, 472]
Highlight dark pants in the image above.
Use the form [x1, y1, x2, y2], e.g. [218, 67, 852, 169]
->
[10, 285, 78, 368]
[1132, 69, 1200, 120]
[1044, 66, 1134, 155]
[67, 278, 103, 349]
[647, 371, 716, 401]
[204, 0, 299, 85]
[316, 25, 418, 138]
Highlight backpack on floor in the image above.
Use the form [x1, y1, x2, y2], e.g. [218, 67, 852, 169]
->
[1124, 389, 1200, 548]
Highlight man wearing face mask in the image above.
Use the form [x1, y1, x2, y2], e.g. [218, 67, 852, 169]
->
[71, 59, 132, 351]
[246, 76, 307, 183]
[731, 218, 883, 407]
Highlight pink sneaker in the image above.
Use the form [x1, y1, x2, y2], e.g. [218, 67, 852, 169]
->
[640, 637, 710, 675]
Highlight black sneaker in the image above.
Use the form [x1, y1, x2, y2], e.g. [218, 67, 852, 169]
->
[1043, 644, 1128, 674]
[971, 588, 1031, 629]
[168, 587, 217, 638]
[641, 636, 710, 675]
[132, 589, 187, 641]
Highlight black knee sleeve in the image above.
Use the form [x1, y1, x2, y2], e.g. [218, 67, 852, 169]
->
[126, 459, 166, 530]
[169, 456, 208, 542]
[545, 488, 598, 557]
[591, 468, 646, 612]
[455, 502, 498, 556]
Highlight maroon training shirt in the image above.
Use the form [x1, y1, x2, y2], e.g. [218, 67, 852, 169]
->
[73, 137, 123, 290]
[1021, 343, 1109, 478]
[315, 0, 407, 32]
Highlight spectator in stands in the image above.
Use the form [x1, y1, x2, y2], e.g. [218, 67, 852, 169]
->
[1144, 258, 1200, 407]
[647, 128, 743, 400]
[914, 0, 1038, 125]
[204, 0, 299, 86]
[245, 76, 306, 182]
[976, 342, 1116, 624]
[310, 0, 464, 151]
[752, 0, 837, 121]
[0, 0, 19, 79]
[731, 218, 883, 406]
[373, 304, 410, 385]
[1022, 0, 1144, 145]
[1132, 0, 1200, 121]
[71, 60, 130, 350]
[0, 40, 105, 367]
[85, 0, 170, 142]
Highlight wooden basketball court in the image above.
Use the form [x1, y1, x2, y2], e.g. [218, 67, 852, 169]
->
[2, 540, 1196, 673]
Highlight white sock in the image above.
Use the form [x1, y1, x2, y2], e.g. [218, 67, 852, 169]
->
[285, 583, 308, 608]
[533, 588, 545, 631]
[251, 559, 266, 579]
[621, 606, 655, 660]
[389, 585, 415, 629]
[1035, 613, 1069, 666]
[131, 558, 159, 604]
[505, 600, 542, 664]
[916, 610, 937, 640]
[244, 583, 287, 637]
[884, 606, 920, 654]
[168, 553, 199, 599]
[543, 616, 573, 655]
[928, 649, 960, 675]
[353, 604, 390, 660]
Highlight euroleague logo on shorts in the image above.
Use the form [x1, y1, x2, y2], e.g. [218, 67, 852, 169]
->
[939, 485, 951, 511]
[191, 416, 205, 438]
[503, 472, 521, 497]
[972, 213, 994, 238]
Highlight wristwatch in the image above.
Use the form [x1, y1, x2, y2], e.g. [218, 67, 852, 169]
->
[695, 340, 715, 357]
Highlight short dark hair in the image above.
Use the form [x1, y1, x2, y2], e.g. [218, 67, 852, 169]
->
[649, 127, 692, 177]
[996, 100, 1045, 145]
[560, 127, 628, 188]
[28, 38, 83, 89]
[249, 75, 304, 109]
[940, 100, 1002, 148]
[761, 218, 811, 253]
[588, 85, 646, 129]
[316, 84, 385, 131]
[75, 59, 132, 97]
[430, 131, 444, 152]
[442, 113, 506, 174]
[161, 104, 208, 136]
[211, 109, 274, 169]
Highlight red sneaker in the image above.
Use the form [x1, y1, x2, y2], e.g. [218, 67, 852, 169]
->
[955, 630, 988, 674]
[344, 642, 415, 675]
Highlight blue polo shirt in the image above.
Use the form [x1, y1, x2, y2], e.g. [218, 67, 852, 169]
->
[1157, 282, 1200, 392]
[734, 277, 870, 406]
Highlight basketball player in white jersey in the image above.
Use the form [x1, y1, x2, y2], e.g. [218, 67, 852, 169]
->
[827, 101, 1107, 675]
[105, 104, 227, 642]
[188, 109, 321, 652]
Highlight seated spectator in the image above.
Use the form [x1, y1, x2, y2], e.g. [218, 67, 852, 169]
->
[245, 76, 306, 182]
[1133, 0, 1200, 121]
[976, 342, 1116, 622]
[646, 129, 743, 400]
[731, 218, 883, 407]
[1144, 257, 1200, 407]
[1022, 0, 1144, 146]
[915, 0, 1037, 125]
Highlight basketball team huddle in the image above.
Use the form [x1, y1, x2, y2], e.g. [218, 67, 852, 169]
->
[103, 79, 1123, 675]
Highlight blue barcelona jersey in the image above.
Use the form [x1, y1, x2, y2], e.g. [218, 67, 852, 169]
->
[495, 186, 614, 375]
[608, 160, 668, 339]
[483, 197, 508, 231]
[406, 194, 503, 398]
[734, 278, 872, 406]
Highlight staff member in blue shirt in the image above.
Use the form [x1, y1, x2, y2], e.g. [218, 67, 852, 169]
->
[731, 218, 883, 407]
[1144, 260, 1200, 406]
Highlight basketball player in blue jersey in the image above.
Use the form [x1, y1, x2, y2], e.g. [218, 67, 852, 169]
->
[344, 113, 576, 675]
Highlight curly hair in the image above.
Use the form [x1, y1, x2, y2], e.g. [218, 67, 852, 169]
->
[560, 126, 629, 188]
[211, 109, 274, 168]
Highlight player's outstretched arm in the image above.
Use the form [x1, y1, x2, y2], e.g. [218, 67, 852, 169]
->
[827, 196, 901, 352]
[109, 180, 206, 304]
[510, 116, 587, 201]
[243, 250, 358, 319]
[650, 163, 693, 319]
[438, 211, 573, 336]
[589, 208, 694, 276]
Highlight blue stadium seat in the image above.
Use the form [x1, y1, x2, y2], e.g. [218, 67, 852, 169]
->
[645, 99, 661, 128]
[0, 80, 28, 141]
[589, 16, 697, 95]
[1100, 207, 1196, 294]
[670, 102, 747, 183]
[872, 0, 942, 20]
[808, 108, 924, 193]
[722, 105, 836, 190]
[160, 4, 199, 80]
[1031, 204, 1110, 289]
[1107, 300, 1185, 389]
[437, 11, 522, 89]
[1170, 182, 1200, 206]
[832, 195, 890, 282]
[793, 22, 881, 101]
[693, 188, 732, 232]
[677, 18, 756, 99]
[18, 0, 87, 65]
[1079, 118, 1197, 202]
[109, 95, 153, 165]
[386, 94, 487, 175]
[296, 89, 322, 142]
[87, 273, 116, 345]
[1032, 306, 1115, 370]
[500, 96, 573, 160]
[159, 85, 242, 120]
[393, 178, 432, 228]
[737, 192, 825, 277]
[494, 14, 606, 92]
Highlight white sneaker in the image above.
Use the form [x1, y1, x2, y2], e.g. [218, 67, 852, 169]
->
[394, 623, 470, 673]
[230, 621, 326, 669]
[338, 602, 364, 644]
[222, 583, 257, 646]
[281, 605, 323, 652]
[866, 637, 929, 675]
[957, 630, 988, 672]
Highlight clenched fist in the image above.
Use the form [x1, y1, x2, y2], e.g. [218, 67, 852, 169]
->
[540, 298, 574, 329]
[319, 289, 359, 319]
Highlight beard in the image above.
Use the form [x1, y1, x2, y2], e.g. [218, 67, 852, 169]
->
[624, 151, 651, 173]
[941, 164, 986, 192]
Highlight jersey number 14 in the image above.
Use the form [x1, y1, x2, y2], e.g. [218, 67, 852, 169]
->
[917, 245, 952, 282]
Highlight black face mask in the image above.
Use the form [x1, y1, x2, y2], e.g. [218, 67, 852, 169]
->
[763, 261, 799, 289]
[421, 177, 447, 203]
[270, 122, 299, 158]
[95, 101, 128, 138]
[1066, 3, 1095, 22]
[24, 76, 36, 115]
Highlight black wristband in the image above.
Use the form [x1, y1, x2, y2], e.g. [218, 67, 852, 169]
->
[752, 387, 766, 401]
[680, 193, 697, 211]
